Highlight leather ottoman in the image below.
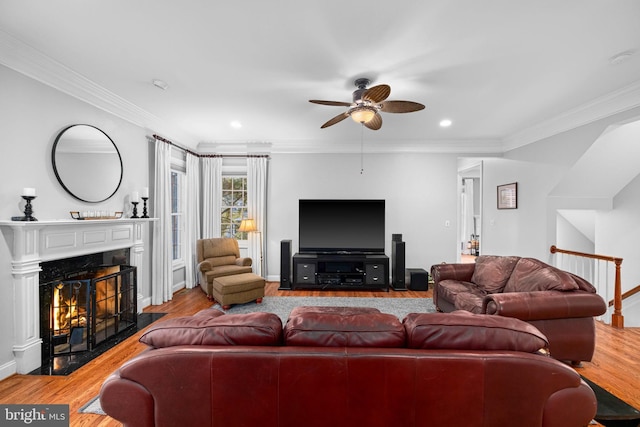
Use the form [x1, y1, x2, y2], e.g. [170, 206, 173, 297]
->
[212, 273, 265, 310]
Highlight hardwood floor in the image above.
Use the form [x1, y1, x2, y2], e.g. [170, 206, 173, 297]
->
[0, 283, 637, 426]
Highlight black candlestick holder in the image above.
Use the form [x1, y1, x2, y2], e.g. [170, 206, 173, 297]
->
[20, 196, 38, 221]
[131, 201, 139, 218]
[141, 197, 149, 218]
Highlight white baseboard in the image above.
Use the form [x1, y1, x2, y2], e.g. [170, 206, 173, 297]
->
[0, 359, 17, 382]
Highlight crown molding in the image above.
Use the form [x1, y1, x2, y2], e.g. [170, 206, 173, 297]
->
[0, 30, 199, 147]
[503, 79, 640, 152]
[198, 142, 273, 155]
[200, 138, 504, 155]
[4, 29, 637, 155]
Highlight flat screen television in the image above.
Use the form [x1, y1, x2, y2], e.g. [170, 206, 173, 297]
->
[298, 199, 385, 254]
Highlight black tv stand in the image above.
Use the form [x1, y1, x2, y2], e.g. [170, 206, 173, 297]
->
[292, 252, 389, 291]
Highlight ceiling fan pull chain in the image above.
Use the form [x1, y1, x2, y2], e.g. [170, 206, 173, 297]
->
[360, 123, 364, 174]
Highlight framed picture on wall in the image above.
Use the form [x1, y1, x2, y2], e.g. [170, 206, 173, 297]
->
[497, 182, 517, 209]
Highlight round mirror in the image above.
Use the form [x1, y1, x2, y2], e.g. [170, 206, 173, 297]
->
[52, 125, 123, 203]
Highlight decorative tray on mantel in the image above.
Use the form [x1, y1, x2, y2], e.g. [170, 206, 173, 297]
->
[70, 211, 123, 220]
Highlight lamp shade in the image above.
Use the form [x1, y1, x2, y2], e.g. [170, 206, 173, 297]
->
[350, 106, 377, 124]
[238, 218, 257, 232]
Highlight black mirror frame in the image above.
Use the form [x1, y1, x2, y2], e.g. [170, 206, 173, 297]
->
[51, 124, 123, 203]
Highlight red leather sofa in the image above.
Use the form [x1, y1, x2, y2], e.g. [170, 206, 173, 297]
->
[431, 255, 607, 364]
[100, 307, 597, 427]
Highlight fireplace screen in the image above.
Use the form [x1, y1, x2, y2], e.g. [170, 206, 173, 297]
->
[40, 265, 137, 364]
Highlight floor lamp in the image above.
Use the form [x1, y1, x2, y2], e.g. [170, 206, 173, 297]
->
[239, 218, 263, 276]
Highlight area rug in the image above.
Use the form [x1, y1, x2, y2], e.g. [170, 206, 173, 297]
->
[211, 296, 436, 323]
[581, 376, 640, 427]
[78, 395, 105, 415]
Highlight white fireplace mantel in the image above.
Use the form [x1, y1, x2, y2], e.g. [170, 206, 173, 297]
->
[0, 218, 155, 375]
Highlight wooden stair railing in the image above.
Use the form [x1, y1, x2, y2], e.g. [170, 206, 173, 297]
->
[550, 245, 624, 328]
[609, 285, 640, 307]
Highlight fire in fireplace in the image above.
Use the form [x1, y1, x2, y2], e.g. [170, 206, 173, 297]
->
[39, 262, 137, 375]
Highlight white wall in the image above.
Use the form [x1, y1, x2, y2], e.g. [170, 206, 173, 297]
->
[597, 173, 640, 325]
[265, 152, 460, 280]
[481, 158, 566, 260]
[556, 213, 594, 254]
[0, 65, 152, 378]
[492, 107, 640, 325]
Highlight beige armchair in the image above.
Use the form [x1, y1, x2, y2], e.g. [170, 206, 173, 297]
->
[196, 238, 253, 300]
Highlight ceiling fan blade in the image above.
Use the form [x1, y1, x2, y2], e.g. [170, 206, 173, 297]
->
[379, 100, 425, 113]
[362, 84, 391, 103]
[364, 113, 382, 130]
[309, 100, 353, 107]
[321, 112, 349, 128]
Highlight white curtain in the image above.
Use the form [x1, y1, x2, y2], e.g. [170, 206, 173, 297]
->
[201, 157, 223, 238]
[152, 139, 173, 304]
[184, 152, 200, 288]
[247, 156, 268, 277]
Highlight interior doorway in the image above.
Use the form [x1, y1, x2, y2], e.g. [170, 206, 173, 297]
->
[458, 160, 482, 263]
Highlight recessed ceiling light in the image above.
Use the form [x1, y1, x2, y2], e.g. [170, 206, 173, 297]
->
[230, 120, 242, 129]
[152, 79, 169, 90]
[440, 119, 452, 127]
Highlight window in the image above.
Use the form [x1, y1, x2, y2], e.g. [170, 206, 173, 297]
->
[171, 170, 185, 262]
[221, 176, 248, 240]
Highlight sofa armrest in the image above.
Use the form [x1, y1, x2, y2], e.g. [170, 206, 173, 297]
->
[236, 257, 252, 267]
[543, 379, 597, 427]
[100, 374, 155, 427]
[431, 263, 475, 284]
[198, 260, 212, 272]
[483, 291, 607, 321]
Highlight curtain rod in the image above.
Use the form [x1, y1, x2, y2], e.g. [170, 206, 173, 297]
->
[152, 134, 270, 159]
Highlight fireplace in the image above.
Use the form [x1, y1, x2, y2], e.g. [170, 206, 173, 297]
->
[0, 217, 153, 377]
[39, 260, 137, 374]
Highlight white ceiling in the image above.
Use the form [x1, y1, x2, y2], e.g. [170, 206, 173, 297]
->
[551, 119, 640, 199]
[1, 0, 640, 153]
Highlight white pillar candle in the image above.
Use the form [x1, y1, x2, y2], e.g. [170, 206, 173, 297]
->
[131, 191, 139, 202]
[22, 188, 36, 197]
[141, 187, 149, 198]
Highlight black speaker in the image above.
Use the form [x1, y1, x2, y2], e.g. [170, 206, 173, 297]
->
[279, 240, 293, 290]
[391, 241, 406, 290]
[392, 233, 403, 242]
[406, 268, 429, 291]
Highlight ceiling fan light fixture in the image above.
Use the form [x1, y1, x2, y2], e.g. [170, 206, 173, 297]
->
[350, 106, 377, 123]
[310, 79, 423, 130]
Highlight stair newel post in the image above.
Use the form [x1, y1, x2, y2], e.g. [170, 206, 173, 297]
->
[612, 258, 624, 328]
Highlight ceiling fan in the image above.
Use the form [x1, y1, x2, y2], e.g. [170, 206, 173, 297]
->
[309, 78, 425, 130]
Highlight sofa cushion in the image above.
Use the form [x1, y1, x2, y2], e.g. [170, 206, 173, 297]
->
[139, 311, 283, 348]
[438, 280, 485, 302]
[201, 238, 239, 259]
[403, 311, 549, 353]
[453, 292, 485, 314]
[504, 258, 579, 293]
[208, 255, 240, 268]
[204, 264, 254, 281]
[284, 306, 405, 347]
[471, 255, 520, 293]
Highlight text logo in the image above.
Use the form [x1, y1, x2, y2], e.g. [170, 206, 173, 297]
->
[1, 405, 68, 426]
